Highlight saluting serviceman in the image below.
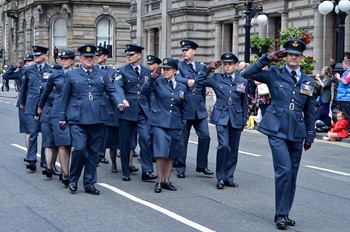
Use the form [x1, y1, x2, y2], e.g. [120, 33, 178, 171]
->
[116, 44, 156, 182]
[38, 50, 75, 186]
[244, 39, 315, 230]
[141, 58, 186, 193]
[175, 39, 213, 178]
[19, 45, 51, 171]
[197, 53, 247, 190]
[59, 45, 124, 195]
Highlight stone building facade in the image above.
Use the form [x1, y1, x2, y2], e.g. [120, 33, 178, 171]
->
[1, 0, 350, 74]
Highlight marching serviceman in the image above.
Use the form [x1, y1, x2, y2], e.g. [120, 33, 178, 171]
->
[141, 58, 186, 193]
[19, 45, 51, 171]
[197, 53, 247, 190]
[59, 45, 124, 195]
[116, 44, 156, 182]
[175, 39, 213, 178]
[38, 50, 75, 186]
[244, 39, 315, 229]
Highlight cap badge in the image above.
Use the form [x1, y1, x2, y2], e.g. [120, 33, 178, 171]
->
[164, 59, 168, 64]
[147, 55, 151, 60]
[86, 47, 91, 52]
[292, 41, 299, 48]
[181, 41, 185, 46]
[225, 54, 230, 58]
[62, 52, 66, 55]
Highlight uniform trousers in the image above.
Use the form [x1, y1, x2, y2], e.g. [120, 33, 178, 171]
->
[119, 114, 152, 176]
[69, 124, 105, 190]
[176, 116, 210, 172]
[25, 114, 41, 162]
[268, 136, 303, 216]
[18, 108, 28, 134]
[215, 124, 241, 182]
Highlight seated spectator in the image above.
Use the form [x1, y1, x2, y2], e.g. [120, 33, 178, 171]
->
[246, 108, 262, 130]
[323, 111, 349, 141]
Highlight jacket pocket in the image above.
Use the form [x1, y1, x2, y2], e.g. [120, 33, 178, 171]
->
[261, 106, 283, 132]
[294, 113, 307, 138]
[99, 101, 107, 121]
[210, 104, 223, 122]
[67, 101, 81, 121]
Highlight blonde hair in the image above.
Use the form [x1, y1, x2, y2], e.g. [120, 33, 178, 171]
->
[337, 111, 345, 119]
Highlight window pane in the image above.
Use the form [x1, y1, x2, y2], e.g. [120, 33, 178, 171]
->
[53, 18, 67, 47]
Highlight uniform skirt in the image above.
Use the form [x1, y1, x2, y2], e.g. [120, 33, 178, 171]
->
[52, 118, 71, 146]
[41, 123, 55, 148]
[18, 108, 29, 133]
[152, 126, 184, 159]
[105, 125, 119, 149]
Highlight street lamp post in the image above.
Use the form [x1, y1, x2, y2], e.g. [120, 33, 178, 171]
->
[318, 0, 350, 73]
[243, 0, 268, 63]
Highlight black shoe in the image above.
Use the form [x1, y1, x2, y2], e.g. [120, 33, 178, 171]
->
[177, 172, 185, 178]
[161, 182, 177, 191]
[216, 180, 224, 189]
[111, 165, 118, 173]
[98, 157, 109, 164]
[129, 165, 139, 173]
[196, 167, 214, 175]
[26, 162, 37, 171]
[154, 183, 162, 193]
[62, 175, 69, 187]
[275, 215, 287, 230]
[142, 172, 157, 181]
[284, 216, 295, 226]
[122, 175, 131, 181]
[224, 181, 238, 187]
[42, 168, 52, 178]
[69, 182, 77, 193]
[85, 186, 100, 195]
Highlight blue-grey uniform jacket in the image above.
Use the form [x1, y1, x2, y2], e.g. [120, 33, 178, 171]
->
[115, 64, 151, 121]
[244, 55, 315, 143]
[19, 63, 51, 115]
[141, 76, 186, 129]
[59, 66, 123, 125]
[197, 67, 248, 128]
[176, 61, 207, 120]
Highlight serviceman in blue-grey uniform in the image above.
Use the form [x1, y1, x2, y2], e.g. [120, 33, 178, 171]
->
[244, 39, 315, 230]
[116, 44, 157, 182]
[95, 46, 113, 165]
[3, 52, 35, 150]
[59, 45, 124, 195]
[175, 39, 213, 178]
[38, 50, 75, 186]
[19, 45, 51, 171]
[197, 53, 247, 190]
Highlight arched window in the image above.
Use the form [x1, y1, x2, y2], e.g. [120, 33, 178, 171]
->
[52, 18, 67, 49]
[96, 18, 113, 57]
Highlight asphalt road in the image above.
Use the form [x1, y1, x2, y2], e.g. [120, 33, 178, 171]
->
[0, 91, 349, 232]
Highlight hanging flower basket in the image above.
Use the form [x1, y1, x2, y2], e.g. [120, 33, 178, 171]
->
[277, 27, 313, 47]
[250, 35, 274, 55]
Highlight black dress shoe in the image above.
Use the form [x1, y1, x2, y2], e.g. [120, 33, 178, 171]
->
[129, 165, 139, 173]
[196, 167, 214, 175]
[69, 182, 77, 193]
[42, 168, 53, 178]
[122, 175, 131, 181]
[224, 181, 238, 187]
[154, 183, 162, 193]
[161, 182, 177, 191]
[142, 172, 157, 181]
[26, 162, 37, 171]
[176, 172, 185, 178]
[111, 165, 118, 173]
[216, 180, 225, 189]
[98, 157, 109, 164]
[62, 175, 69, 187]
[275, 215, 287, 230]
[285, 216, 295, 226]
[85, 186, 100, 195]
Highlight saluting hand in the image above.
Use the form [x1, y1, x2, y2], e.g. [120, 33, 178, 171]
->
[152, 66, 162, 79]
[207, 60, 222, 70]
[267, 50, 287, 62]
[303, 142, 311, 151]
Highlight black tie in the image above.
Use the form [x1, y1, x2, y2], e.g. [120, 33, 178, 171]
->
[87, 70, 91, 76]
[135, 67, 140, 76]
[189, 63, 195, 72]
[169, 80, 174, 90]
[101, 66, 105, 70]
[38, 65, 42, 72]
[291, 71, 297, 83]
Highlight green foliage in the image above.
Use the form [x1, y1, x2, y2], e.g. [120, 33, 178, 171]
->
[250, 35, 274, 51]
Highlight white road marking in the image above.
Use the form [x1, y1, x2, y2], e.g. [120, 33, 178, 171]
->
[98, 183, 216, 232]
[189, 141, 262, 157]
[305, 165, 350, 177]
[12, 143, 215, 231]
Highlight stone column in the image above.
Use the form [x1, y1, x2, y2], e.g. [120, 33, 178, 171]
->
[232, 19, 239, 59]
[313, 9, 323, 73]
[214, 22, 222, 60]
[345, 14, 350, 54]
